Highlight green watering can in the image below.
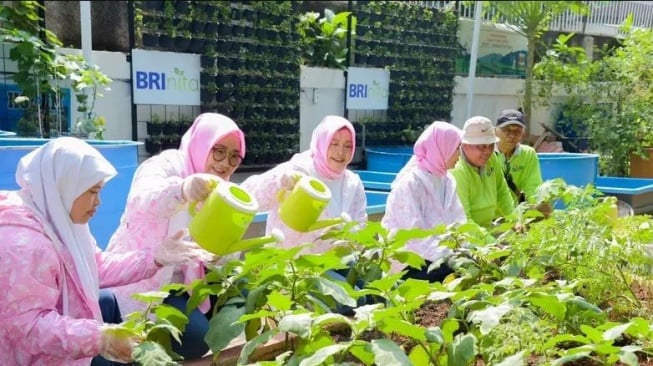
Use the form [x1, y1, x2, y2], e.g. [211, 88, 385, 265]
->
[278, 175, 350, 233]
[189, 181, 283, 255]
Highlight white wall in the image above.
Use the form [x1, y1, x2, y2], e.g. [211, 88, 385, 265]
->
[452, 76, 549, 136]
[56, 48, 134, 141]
[299, 66, 346, 151]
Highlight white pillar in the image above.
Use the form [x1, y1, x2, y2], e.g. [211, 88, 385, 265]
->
[466, 1, 483, 120]
[80, 1, 93, 64]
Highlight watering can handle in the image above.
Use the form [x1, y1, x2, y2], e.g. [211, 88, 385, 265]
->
[187, 180, 219, 217]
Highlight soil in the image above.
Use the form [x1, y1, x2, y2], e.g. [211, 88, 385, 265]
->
[330, 300, 653, 365]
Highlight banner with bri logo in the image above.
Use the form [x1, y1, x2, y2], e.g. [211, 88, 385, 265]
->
[132, 49, 200, 106]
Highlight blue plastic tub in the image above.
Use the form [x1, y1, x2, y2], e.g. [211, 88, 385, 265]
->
[538, 153, 598, 187]
[595, 176, 653, 214]
[354, 170, 396, 191]
[595, 176, 653, 195]
[0, 138, 143, 249]
[365, 146, 413, 173]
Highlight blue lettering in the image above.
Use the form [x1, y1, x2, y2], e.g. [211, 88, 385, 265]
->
[136, 71, 148, 89]
[349, 84, 357, 97]
[358, 84, 367, 98]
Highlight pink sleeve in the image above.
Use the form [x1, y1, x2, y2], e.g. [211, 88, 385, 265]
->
[0, 226, 102, 360]
[96, 247, 160, 289]
[125, 154, 186, 220]
[240, 163, 289, 211]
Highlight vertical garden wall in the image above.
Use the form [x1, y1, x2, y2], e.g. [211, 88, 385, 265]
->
[135, 0, 459, 162]
[353, 1, 459, 146]
[137, 0, 301, 166]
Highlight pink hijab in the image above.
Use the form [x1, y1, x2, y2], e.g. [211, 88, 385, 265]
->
[309, 115, 356, 179]
[413, 121, 463, 177]
[178, 113, 246, 178]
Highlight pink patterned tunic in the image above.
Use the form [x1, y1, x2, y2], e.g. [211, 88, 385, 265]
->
[0, 191, 159, 365]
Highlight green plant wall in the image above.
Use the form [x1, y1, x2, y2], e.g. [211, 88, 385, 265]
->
[135, 1, 460, 161]
[136, 0, 301, 166]
[354, 1, 459, 146]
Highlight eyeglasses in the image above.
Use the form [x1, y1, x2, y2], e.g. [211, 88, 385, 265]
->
[212, 147, 242, 167]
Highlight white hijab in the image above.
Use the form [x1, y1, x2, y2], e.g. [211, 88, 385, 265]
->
[16, 137, 117, 320]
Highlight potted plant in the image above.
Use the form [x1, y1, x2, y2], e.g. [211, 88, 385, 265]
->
[297, 9, 356, 70]
[146, 113, 163, 136]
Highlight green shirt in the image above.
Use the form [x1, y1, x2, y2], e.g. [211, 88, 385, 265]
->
[495, 144, 543, 202]
[451, 152, 515, 228]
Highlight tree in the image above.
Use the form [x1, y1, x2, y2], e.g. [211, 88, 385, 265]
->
[476, 1, 588, 131]
[534, 16, 653, 176]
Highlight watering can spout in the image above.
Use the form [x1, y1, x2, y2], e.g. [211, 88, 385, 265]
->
[306, 212, 352, 232]
[226, 229, 284, 253]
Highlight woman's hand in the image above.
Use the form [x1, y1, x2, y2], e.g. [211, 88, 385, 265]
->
[98, 324, 140, 363]
[278, 169, 309, 191]
[154, 229, 217, 266]
[182, 173, 222, 202]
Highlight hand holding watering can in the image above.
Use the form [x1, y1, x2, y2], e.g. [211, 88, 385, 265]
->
[182, 173, 223, 202]
[277, 172, 350, 233]
[188, 180, 283, 255]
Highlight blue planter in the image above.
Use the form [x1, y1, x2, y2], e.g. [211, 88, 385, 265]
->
[538, 153, 598, 187]
[0, 138, 143, 250]
[365, 146, 413, 173]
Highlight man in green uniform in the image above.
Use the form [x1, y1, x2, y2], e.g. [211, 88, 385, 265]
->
[495, 109, 551, 216]
[451, 116, 515, 228]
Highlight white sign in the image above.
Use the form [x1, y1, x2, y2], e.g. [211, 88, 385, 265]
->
[131, 49, 200, 105]
[346, 67, 390, 110]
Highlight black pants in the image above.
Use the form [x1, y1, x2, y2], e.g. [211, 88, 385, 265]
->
[402, 260, 453, 283]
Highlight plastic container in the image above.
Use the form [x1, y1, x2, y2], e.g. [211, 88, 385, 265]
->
[595, 176, 653, 215]
[538, 153, 599, 187]
[365, 146, 413, 173]
[0, 138, 142, 249]
[354, 170, 396, 192]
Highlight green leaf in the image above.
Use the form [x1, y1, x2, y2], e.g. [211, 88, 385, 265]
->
[299, 344, 348, 366]
[424, 327, 444, 345]
[551, 351, 592, 366]
[204, 305, 245, 353]
[152, 304, 189, 331]
[408, 344, 431, 366]
[278, 313, 313, 338]
[238, 330, 275, 365]
[528, 292, 565, 321]
[446, 333, 477, 366]
[132, 291, 170, 303]
[349, 340, 374, 365]
[602, 322, 632, 341]
[132, 341, 177, 366]
[579, 324, 604, 344]
[497, 351, 526, 366]
[468, 303, 513, 335]
[371, 339, 412, 366]
[379, 318, 426, 341]
[313, 277, 357, 307]
[267, 290, 293, 311]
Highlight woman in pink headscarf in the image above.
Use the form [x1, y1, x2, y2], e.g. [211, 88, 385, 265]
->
[381, 121, 466, 283]
[241, 115, 367, 254]
[105, 113, 246, 360]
